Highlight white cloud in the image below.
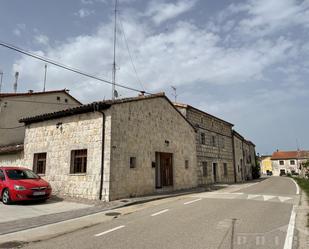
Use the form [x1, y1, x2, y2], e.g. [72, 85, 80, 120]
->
[34, 34, 50, 46]
[146, 0, 197, 25]
[75, 8, 95, 18]
[13, 23, 26, 36]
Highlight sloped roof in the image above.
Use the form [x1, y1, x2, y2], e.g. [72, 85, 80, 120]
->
[271, 150, 309, 160]
[0, 144, 24, 155]
[174, 102, 234, 126]
[20, 93, 195, 130]
[0, 89, 82, 105]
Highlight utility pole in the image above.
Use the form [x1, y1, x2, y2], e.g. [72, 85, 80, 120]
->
[0, 71, 3, 93]
[43, 64, 47, 92]
[112, 0, 118, 100]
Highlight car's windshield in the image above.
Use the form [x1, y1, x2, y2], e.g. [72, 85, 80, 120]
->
[6, 169, 39, 180]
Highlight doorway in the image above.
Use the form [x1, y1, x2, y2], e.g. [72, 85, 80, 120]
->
[213, 163, 217, 183]
[155, 152, 173, 188]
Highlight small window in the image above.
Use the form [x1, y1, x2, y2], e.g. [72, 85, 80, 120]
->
[33, 153, 47, 174]
[71, 149, 87, 174]
[238, 164, 240, 172]
[201, 133, 206, 145]
[279, 160, 284, 165]
[202, 162, 208, 177]
[212, 135, 216, 147]
[185, 160, 189, 169]
[130, 157, 136, 168]
[57, 96, 60, 101]
[65, 98, 68, 103]
[201, 117, 204, 124]
[223, 163, 228, 176]
[221, 137, 225, 149]
[290, 160, 295, 165]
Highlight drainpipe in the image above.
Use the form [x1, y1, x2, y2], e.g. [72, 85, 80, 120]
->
[231, 132, 237, 183]
[98, 110, 106, 201]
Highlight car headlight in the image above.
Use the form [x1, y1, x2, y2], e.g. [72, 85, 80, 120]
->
[14, 185, 26, 191]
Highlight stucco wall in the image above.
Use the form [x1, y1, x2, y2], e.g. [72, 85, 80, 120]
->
[272, 159, 302, 176]
[0, 92, 80, 146]
[109, 98, 198, 200]
[0, 151, 24, 167]
[23, 111, 109, 200]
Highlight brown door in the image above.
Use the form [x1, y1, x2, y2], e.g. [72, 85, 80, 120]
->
[213, 163, 217, 183]
[161, 153, 173, 186]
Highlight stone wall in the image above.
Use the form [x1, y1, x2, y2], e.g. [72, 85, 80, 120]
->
[23, 111, 110, 200]
[176, 107, 234, 185]
[233, 135, 244, 182]
[0, 151, 24, 167]
[109, 98, 197, 200]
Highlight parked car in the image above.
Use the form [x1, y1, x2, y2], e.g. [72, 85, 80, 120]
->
[0, 167, 52, 204]
[266, 171, 273, 176]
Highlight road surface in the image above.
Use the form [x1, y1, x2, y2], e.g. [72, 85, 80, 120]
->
[22, 177, 299, 249]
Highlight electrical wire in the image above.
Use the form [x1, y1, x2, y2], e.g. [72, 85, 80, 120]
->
[118, 15, 146, 92]
[3, 99, 79, 106]
[0, 125, 24, 130]
[0, 41, 151, 95]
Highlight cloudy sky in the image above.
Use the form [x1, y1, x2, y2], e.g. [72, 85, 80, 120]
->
[1, 0, 309, 154]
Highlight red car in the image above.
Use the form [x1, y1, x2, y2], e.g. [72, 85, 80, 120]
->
[0, 167, 52, 204]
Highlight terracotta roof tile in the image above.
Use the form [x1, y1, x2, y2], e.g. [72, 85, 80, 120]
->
[0, 144, 24, 155]
[271, 150, 309, 160]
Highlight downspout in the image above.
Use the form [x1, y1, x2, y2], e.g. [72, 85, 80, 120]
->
[99, 110, 106, 200]
[231, 132, 237, 183]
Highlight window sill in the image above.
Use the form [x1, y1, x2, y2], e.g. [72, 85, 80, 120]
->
[69, 173, 87, 176]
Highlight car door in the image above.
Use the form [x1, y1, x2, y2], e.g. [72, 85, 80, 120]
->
[0, 169, 5, 195]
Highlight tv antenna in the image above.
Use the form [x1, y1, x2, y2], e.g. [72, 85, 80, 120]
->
[112, 0, 118, 100]
[0, 71, 3, 93]
[171, 86, 178, 102]
[43, 64, 47, 92]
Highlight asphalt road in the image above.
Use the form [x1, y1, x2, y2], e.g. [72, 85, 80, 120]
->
[22, 177, 298, 249]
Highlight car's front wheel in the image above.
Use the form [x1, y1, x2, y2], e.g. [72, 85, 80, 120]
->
[2, 189, 11, 205]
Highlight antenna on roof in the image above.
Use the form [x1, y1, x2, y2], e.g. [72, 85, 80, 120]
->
[171, 86, 177, 102]
[0, 71, 3, 93]
[112, 0, 118, 100]
[13, 71, 19, 93]
[43, 64, 47, 92]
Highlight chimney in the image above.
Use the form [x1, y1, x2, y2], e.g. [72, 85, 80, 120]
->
[13, 72, 19, 93]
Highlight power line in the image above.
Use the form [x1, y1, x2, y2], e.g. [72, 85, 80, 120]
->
[118, 14, 145, 92]
[0, 125, 24, 130]
[0, 41, 151, 95]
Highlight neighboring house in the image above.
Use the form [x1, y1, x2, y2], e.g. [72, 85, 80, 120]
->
[174, 103, 235, 185]
[242, 140, 256, 180]
[260, 155, 272, 175]
[0, 89, 81, 166]
[271, 150, 309, 176]
[19, 93, 198, 201]
[232, 130, 245, 182]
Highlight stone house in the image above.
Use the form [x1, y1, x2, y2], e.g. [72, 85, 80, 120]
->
[271, 150, 309, 176]
[174, 103, 234, 185]
[232, 130, 245, 182]
[0, 89, 81, 166]
[242, 140, 256, 180]
[19, 93, 198, 201]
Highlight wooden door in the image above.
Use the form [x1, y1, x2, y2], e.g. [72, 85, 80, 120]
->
[160, 153, 173, 187]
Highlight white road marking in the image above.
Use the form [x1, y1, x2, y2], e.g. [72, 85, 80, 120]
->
[184, 198, 202, 205]
[151, 209, 169, 217]
[289, 178, 300, 195]
[247, 194, 260, 199]
[283, 205, 297, 249]
[94, 225, 125, 237]
[263, 195, 276, 201]
[279, 196, 292, 202]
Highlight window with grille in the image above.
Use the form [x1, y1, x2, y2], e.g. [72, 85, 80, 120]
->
[212, 135, 216, 147]
[71, 149, 87, 174]
[223, 163, 228, 176]
[33, 153, 47, 174]
[202, 162, 208, 177]
[201, 133, 206, 145]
